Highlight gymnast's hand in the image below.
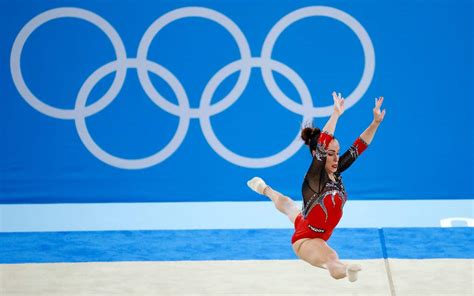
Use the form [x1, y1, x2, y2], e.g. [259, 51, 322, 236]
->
[332, 91, 345, 116]
[373, 96, 386, 123]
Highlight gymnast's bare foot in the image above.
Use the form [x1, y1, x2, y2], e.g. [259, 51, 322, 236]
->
[247, 177, 267, 195]
[347, 264, 362, 282]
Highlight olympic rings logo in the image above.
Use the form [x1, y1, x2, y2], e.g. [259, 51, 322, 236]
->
[10, 6, 375, 169]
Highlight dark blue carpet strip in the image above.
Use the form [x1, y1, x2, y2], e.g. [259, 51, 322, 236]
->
[378, 228, 388, 259]
[0, 227, 472, 264]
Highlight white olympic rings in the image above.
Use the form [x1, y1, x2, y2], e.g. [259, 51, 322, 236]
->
[10, 6, 375, 169]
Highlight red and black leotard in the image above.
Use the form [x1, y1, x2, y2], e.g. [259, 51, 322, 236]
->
[292, 132, 368, 244]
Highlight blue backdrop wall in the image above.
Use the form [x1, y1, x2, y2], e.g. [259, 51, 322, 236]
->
[1, 0, 473, 203]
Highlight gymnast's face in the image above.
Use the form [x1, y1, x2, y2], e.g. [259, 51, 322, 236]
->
[325, 139, 340, 175]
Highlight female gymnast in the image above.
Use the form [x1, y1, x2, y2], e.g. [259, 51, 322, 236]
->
[248, 92, 386, 282]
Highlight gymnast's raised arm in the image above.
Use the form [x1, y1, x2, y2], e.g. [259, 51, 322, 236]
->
[301, 92, 345, 195]
[338, 96, 386, 174]
[322, 92, 345, 135]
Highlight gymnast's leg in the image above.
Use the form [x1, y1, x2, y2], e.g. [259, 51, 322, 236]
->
[292, 238, 361, 281]
[247, 177, 300, 223]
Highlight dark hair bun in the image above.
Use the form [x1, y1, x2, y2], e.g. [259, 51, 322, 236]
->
[301, 127, 321, 145]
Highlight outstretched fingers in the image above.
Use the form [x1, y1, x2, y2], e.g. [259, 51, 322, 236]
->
[332, 91, 345, 115]
[375, 96, 384, 109]
[373, 96, 386, 123]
